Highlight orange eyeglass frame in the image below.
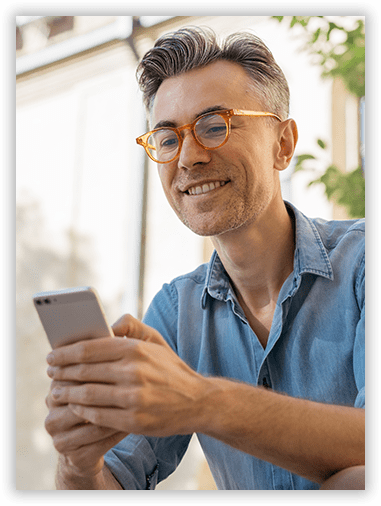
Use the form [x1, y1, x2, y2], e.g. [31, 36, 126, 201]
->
[136, 108, 282, 164]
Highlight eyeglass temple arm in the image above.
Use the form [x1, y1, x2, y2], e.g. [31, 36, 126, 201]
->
[231, 109, 282, 122]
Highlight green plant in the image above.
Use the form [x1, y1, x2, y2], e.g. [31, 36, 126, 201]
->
[294, 140, 365, 218]
[272, 16, 365, 217]
[272, 16, 365, 97]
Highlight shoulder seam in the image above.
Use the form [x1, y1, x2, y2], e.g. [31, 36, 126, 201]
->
[326, 222, 365, 251]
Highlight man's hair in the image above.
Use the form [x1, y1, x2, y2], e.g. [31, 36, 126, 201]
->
[136, 26, 290, 120]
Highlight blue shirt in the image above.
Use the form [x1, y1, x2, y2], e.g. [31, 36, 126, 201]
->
[104, 202, 365, 490]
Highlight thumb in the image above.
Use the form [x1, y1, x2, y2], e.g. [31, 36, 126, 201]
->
[112, 314, 168, 347]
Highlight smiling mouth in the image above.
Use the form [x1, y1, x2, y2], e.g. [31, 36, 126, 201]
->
[185, 180, 230, 196]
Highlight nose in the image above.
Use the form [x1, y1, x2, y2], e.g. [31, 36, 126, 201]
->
[177, 131, 211, 170]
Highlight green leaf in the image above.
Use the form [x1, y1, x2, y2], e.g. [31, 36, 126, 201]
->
[311, 27, 321, 44]
[297, 154, 316, 163]
[308, 166, 365, 218]
[317, 139, 326, 149]
[293, 153, 316, 173]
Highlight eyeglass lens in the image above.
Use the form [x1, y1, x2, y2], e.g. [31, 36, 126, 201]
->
[147, 113, 228, 162]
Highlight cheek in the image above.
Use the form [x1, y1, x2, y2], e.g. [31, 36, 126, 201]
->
[158, 167, 172, 195]
[158, 171, 183, 215]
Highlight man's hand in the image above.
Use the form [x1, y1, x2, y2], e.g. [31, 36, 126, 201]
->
[46, 314, 208, 437]
[45, 377, 128, 480]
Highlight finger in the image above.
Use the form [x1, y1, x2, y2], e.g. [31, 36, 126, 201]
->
[112, 314, 168, 346]
[46, 380, 84, 408]
[51, 383, 130, 408]
[45, 404, 88, 434]
[66, 431, 129, 473]
[46, 337, 124, 367]
[52, 423, 122, 453]
[69, 404, 129, 433]
[47, 363, 116, 384]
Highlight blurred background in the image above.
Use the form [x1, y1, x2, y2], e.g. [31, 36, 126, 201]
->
[16, 15, 365, 490]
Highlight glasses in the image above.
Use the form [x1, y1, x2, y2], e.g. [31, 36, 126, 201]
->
[136, 109, 282, 164]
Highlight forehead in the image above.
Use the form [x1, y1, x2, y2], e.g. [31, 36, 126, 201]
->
[151, 60, 261, 127]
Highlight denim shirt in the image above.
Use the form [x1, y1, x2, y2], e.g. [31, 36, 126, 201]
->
[104, 202, 365, 490]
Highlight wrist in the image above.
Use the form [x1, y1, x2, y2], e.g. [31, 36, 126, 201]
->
[56, 454, 105, 489]
[195, 376, 235, 435]
[195, 376, 266, 440]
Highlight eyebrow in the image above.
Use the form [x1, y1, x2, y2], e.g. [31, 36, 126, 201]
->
[153, 105, 228, 130]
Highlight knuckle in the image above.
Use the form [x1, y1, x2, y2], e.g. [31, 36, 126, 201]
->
[76, 342, 89, 362]
[82, 383, 96, 403]
[112, 313, 134, 336]
[120, 313, 131, 324]
[129, 387, 146, 410]
[129, 406, 150, 433]
[76, 363, 88, 382]
[90, 410, 103, 426]
[126, 362, 145, 385]
[77, 343, 87, 362]
[130, 340, 147, 360]
[111, 386, 128, 409]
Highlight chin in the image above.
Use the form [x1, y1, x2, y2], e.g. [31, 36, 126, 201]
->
[183, 216, 246, 238]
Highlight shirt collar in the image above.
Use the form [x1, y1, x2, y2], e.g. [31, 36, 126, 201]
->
[201, 201, 333, 308]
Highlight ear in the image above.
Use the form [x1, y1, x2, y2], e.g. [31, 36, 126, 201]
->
[274, 119, 298, 171]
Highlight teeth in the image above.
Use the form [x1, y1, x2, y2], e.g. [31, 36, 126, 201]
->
[188, 181, 226, 195]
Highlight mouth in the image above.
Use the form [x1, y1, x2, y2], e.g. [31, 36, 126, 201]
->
[184, 180, 230, 196]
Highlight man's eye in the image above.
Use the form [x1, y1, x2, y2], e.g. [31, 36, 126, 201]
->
[161, 136, 178, 148]
[206, 125, 226, 135]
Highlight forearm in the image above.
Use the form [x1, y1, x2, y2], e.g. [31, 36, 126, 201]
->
[56, 455, 123, 490]
[198, 377, 365, 484]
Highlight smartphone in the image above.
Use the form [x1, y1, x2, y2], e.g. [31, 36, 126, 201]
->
[33, 286, 114, 349]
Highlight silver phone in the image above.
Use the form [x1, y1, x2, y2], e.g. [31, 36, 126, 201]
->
[33, 286, 114, 349]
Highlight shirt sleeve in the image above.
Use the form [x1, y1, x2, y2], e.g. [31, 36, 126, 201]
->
[143, 282, 179, 352]
[104, 433, 192, 489]
[353, 253, 365, 409]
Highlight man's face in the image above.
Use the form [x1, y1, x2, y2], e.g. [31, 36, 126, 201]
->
[151, 59, 285, 237]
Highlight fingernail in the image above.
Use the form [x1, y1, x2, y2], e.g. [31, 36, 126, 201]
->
[47, 366, 55, 378]
[52, 387, 62, 399]
[47, 353, 54, 365]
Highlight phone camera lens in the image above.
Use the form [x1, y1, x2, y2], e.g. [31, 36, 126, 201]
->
[36, 300, 42, 305]
[44, 298, 51, 304]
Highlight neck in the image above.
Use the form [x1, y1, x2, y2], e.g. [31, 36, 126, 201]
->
[211, 199, 295, 312]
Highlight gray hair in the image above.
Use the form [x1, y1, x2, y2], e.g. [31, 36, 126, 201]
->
[136, 26, 290, 120]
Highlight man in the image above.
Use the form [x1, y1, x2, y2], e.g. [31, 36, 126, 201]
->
[45, 27, 365, 490]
